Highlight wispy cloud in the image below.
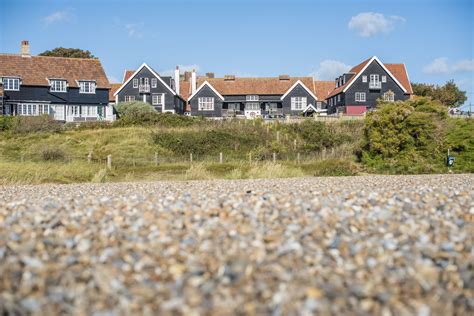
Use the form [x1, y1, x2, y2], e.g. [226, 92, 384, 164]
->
[348, 12, 406, 37]
[160, 64, 200, 76]
[42, 10, 74, 25]
[125, 23, 144, 39]
[309, 60, 351, 80]
[423, 57, 474, 75]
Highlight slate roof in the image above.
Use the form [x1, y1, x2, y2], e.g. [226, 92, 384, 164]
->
[0, 54, 110, 89]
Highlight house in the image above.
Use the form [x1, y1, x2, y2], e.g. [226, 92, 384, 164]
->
[326, 56, 413, 115]
[113, 63, 186, 114]
[0, 41, 111, 122]
[183, 71, 334, 119]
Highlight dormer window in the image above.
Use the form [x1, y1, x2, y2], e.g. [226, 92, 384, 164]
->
[3, 77, 20, 91]
[246, 95, 259, 101]
[79, 81, 96, 94]
[50, 79, 67, 92]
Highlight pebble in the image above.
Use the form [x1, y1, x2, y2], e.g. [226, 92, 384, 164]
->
[0, 174, 472, 315]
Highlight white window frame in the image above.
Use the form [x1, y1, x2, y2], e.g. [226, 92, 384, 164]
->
[133, 79, 138, 88]
[151, 78, 157, 88]
[370, 74, 380, 84]
[291, 97, 307, 110]
[316, 101, 322, 109]
[152, 93, 165, 106]
[50, 80, 67, 92]
[124, 95, 136, 102]
[381, 75, 387, 83]
[79, 81, 96, 94]
[355, 92, 366, 102]
[362, 75, 367, 83]
[198, 97, 214, 111]
[3, 78, 20, 91]
[246, 95, 259, 101]
[69, 105, 80, 117]
[245, 103, 260, 110]
[383, 91, 395, 102]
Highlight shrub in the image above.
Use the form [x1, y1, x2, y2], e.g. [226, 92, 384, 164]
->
[41, 147, 66, 161]
[11, 115, 62, 134]
[0, 116, 15, 132]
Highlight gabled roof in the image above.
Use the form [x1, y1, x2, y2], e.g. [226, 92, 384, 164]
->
[280, 80, 318, 100]
[0, 54, 110, 89]
[109, 83, 122, 102]
[326, 56, 411, 98]
[113, 63, 176, 96]
[189, 81, 225, 101]
[179, 80, 191, 101]
[196, 76, 315, 96]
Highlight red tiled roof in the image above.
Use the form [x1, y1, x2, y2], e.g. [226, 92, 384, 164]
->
[196, 76, 316, 96]
[0, 54, 110, 89]
[179, 80, 191, 102]
[109, 83, 122, 102]
[313, 81, 335, 101]
[385, 64, 413, 94]
[123, 70, 135, 83]
[326, 57, 412, 98]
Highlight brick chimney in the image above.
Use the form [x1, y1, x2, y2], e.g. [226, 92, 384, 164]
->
[21, 40, 30, 57]
[206, 72, 215, 78]
[184, 71, 192, 82]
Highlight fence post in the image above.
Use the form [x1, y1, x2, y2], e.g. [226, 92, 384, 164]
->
[107, 155, 112, 170]
[249, 152, 252, 163]
[293, 139, 297, 150]
[331, 147, 335, 157]
[154, 152, 159, 166]
[219, 152, 223, 164]
[87, 152, 92, 164]
[322, 148, 326, 160]
[297, 152, 300, 164]
[276, 131, 280, 142]
[190, 153, 193, 164]
[273, 152, 276, 163]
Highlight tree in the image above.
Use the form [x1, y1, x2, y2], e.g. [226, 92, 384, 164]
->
[412, 80, 467, 107]
[39, 47, 96, 59]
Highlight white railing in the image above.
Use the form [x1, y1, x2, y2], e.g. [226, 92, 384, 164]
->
[139, 84, 150, 93]
[369, 82, 381, 89]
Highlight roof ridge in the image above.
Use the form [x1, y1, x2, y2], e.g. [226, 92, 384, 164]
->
[0, 53, 101, 62]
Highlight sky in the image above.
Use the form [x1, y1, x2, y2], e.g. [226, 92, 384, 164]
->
[0, 0, 473, 108]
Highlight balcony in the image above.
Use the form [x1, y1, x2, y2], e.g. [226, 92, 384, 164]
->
[369, 82, 381, 90]
[139, 84, 150, 93]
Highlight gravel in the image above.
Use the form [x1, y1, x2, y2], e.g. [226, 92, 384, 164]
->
[0, 174, 473, 315]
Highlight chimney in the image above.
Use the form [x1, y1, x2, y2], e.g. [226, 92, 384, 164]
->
[174, 66, 180, 94]
[224, 75, 235, 81]
[184, 71, 192, 82]
[191, 69, 197, 94]
[206, 72, 215, 78]
[279, 75, 290, 80]
[21, 40, 30, 57]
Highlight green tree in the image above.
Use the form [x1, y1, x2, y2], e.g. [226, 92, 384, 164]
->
[39, 47, 96, 59]
[412, 80, 467, 107]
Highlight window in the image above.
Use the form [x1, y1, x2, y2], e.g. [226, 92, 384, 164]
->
[69, 105, 80, 116]
[381, 75, 387, 83]
[383, 91, 395, 102]
[152, 94, 164, 105]
[83, 106, 98, 116]
[198, 97, 214, 111]
[79, 81, 96, 94]
[355, 92, 366, 102]
[246, 95, 259, 101]
[362, 75, 367, 83]
[369, 74, 380, 89]
[337, 95, 341, 102]
[124, 96, 136, 102]
[37, 104, 49, 115]
[316, 102, 322, 109]
[50, 80, 67, 92]
[246, 103, 260, 110]
[3, 78, 20, 91]
[291, 97, 307, 110]
[151, 78, 157, 88]
[133, 79, 138, 88]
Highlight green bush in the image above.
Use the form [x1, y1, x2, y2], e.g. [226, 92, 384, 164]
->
[0, 116, 15, 132]
[360, 98, 449, 173]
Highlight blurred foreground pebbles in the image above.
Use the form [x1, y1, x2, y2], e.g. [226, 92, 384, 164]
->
[0, 174, 473, 315]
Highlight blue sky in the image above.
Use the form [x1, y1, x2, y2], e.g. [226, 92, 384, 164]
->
[0, 0, 473, 107]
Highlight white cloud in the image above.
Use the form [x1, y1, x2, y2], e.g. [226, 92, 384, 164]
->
[42, 10, 73, 25]
[309, 60, 352, 80]
[348, 12, 405, 37]
[423, 58, 474, 75]
[125, 23, 144, 39]
[160, 64, 200, 77]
